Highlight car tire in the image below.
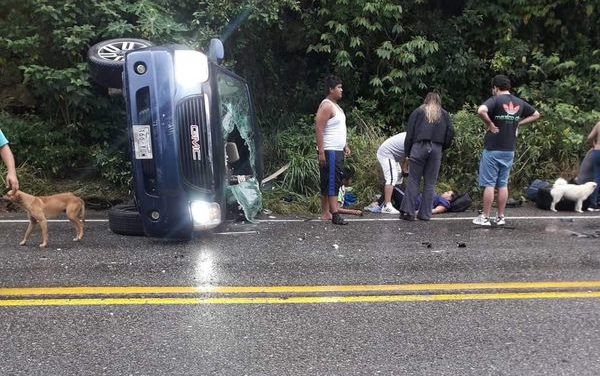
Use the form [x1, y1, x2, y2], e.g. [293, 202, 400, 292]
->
[88, 38, 154, 89]
[108, 203, 145, 236]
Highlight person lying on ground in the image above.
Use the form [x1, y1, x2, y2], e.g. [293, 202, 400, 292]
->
[365, 189, 455, 214]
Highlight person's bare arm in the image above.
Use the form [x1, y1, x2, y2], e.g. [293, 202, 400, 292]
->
[432, 205, 448, 214]
[400, 157, 409, 175]
[477, 105, 498, 134]
[315, 102, 333, 167]
[587, 121, 600, 148]
[518, 110, 540, 127]
[1, 144, 19, 194]
[337, 207, 362, 216]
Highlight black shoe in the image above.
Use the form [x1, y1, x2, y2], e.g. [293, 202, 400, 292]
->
[400, 212, 415, 221]
[332, 213, 348, 225]
[417, 215, 430, 221]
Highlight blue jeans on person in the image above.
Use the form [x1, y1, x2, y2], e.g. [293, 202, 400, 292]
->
[478, 149, 514, 188]
[400, 141, 442, 220]
[590, 150, 600, 209]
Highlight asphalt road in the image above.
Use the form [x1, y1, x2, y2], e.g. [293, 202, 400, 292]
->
[1, 205, 599, 375]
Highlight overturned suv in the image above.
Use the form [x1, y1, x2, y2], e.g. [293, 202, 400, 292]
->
[88, 38, 263, 239]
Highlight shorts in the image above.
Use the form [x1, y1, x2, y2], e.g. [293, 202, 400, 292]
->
[376, 152, 402, 185]
[478, 149, 515, 188]
[320, 150, 344, 196]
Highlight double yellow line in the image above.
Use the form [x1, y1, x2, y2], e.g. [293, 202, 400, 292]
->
[1, 281, 600, 307]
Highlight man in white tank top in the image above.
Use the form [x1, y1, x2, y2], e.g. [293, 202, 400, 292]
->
[315, 75, 351, 225]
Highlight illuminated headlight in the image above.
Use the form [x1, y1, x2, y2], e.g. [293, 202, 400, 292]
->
[190, 201, 221, 229]
[174, 50, 209, 90]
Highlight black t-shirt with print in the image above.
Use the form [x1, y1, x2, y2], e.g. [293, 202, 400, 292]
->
[482, 94, 535, 151]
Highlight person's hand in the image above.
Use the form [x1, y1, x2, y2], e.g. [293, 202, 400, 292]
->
[6, 172, 18, 194]
[343, 145, 351, 157]
[487, 122, 499, 134]
[318, 151, 326, 168]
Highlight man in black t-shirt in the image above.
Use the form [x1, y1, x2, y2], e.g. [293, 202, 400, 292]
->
[473, 75, 540, 226]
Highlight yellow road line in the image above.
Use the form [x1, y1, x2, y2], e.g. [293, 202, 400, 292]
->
[1, 291, 600, 307]
[2, 281, 600, 296]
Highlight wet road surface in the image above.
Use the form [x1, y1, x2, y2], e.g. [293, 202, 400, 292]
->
[1, 206, 599, 375]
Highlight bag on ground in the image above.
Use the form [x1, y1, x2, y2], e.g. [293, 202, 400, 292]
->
[448, 193, 472, 212]
[526, 179, 551, 202]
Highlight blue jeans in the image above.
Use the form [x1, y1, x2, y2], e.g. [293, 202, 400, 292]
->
[478, 149, 514, 188]
[590, 150, 600, 209]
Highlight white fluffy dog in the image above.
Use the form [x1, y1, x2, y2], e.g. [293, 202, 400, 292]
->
[550, 178, 597, 212]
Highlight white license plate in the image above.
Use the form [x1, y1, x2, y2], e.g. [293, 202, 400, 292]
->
[132, 125, 153, 159]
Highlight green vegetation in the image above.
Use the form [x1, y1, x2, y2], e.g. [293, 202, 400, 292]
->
[1, 0, 599, 210]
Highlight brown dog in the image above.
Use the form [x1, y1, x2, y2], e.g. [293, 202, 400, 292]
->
[3, 190, 85, 248]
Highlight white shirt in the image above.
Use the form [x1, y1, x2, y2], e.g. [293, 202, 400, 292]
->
[377, 132, 406, 160]
[321, 99, 347, 151]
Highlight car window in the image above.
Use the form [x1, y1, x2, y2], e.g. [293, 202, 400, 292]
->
[216, 71, 257, 177]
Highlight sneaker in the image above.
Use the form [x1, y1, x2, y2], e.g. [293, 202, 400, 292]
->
[331, 213, 348, 225]
[495, 216, 505, 226]
[472, 215, 491, 226]
[363, 202, 382, 213]
[587, 207, 600, 212]
[381, 203, 400, 214]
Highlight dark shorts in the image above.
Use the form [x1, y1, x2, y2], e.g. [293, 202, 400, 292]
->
[320, 150, 344, 196]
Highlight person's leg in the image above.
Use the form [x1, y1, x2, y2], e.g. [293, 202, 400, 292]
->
[496, 187, 508, 217]
[474, 150, 498, 225]
[320, 195, 331, 220]
[590, 150, 600, 209]
[495, 151, 515, 219]
[328, 151, 347, 225]
[417, 143, 442, 221]
[377, 154, 397, 207]
[400, 143, 425, 219]
[319, 159, 331, 220]
[383, 184, 394, 205]
[482, 187, 495, 218]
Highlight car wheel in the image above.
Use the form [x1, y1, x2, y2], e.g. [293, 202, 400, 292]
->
[108, 203, 145, 236]
[88, 38, 154, 89]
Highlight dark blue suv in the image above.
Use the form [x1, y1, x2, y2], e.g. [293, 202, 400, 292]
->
[88, 38, 262, 239]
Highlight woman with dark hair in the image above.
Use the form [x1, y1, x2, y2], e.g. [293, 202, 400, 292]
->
[400, 92, 454, 221]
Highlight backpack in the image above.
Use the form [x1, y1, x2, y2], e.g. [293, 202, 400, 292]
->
[526, 179, 551, 202]
[448, 193, 472, 212]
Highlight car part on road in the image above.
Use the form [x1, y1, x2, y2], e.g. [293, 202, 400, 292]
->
[88, 38, 154, 88]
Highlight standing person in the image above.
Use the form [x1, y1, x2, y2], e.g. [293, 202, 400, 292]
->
[377, 132, 408, 214]
[400, 92, 454, 221]
[315, 75, 351, 225]
[585, 120, 600, 211]
[0, 129, 19, 195]
[575, 148, 594, 185]
[473, 75, 540, 226]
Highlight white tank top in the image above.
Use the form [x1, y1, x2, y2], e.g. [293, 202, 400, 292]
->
[321, 99, 347, 151]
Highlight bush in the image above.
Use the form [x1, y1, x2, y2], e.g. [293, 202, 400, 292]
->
[440, 106, 483, 195]
[0, 112, 87, 176]
[90, 143, 132, 187]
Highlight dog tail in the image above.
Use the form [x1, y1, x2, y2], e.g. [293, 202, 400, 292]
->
[553, 178, 568, 187]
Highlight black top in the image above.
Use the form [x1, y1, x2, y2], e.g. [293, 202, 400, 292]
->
[482, 94, 535, 151]
[404, 106, 454, 157]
